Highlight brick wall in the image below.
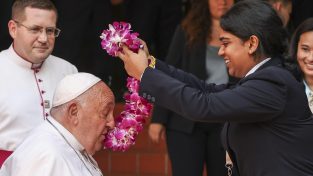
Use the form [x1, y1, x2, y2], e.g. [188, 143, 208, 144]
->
[94, 103, 207, 176]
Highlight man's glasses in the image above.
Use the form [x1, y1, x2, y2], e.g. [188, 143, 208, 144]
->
[13, 20, 61, 38]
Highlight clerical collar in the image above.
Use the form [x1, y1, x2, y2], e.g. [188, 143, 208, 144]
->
[31, 62, 43, 69]
[245, 58, 271, 77]
[47, 117, 84, 152]
[9, 45, 43, 70]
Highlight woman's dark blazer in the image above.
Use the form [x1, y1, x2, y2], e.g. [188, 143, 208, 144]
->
[139, 58, 313, 176]
[151, 25, 230, 133]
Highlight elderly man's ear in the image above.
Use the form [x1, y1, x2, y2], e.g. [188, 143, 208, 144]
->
[67, 103, 79, 126]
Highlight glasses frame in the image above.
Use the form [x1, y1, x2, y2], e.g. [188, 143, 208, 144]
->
[13, 20, 61, 38]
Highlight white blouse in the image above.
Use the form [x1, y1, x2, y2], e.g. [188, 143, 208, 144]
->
[303, 80, 313, 113]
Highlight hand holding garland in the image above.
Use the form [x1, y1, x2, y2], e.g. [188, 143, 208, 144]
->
[118, 45, 150, 80]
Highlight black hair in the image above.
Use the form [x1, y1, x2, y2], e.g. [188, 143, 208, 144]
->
[220, 0, 288, 60]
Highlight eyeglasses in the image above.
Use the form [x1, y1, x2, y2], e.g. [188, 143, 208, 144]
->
[13, 20, 61, 37]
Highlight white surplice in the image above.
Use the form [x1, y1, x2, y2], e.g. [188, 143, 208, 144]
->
[0, 45, 77, 151]
[0, 117, 103, 176]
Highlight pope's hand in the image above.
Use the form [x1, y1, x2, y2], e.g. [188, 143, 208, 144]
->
[118, 45, 149, 80]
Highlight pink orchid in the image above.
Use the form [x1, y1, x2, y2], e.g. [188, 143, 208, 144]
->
[100, 22, 153, 151]
[100, 22, 142, 57]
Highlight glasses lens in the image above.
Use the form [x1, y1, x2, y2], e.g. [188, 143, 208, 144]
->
[14, 19, 61, 37]
[54, 28, 61, 37]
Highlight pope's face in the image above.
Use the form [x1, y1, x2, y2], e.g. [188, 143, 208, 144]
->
[218, 30, 257, 78]
[8, 7, 57, 64]
[297, 31, 313, 80]
[79, 83, 115, 155]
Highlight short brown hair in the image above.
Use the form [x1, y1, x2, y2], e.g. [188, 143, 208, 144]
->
[12, 0, 58, 21]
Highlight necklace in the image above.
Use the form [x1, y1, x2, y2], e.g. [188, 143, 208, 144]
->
[100, 22, 153, 151]
[47, 119, 103, 176]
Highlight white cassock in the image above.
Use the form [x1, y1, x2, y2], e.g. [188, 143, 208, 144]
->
[0, 45, 77, 152]
[0, 117, 103, 176]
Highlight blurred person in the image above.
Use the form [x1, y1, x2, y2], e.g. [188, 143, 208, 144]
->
[289, 17, 313, 112]
[268, 0, 292, 27]
[148, 0, 236, 175]
[0, 0, 77, 166]
[117, 1, 313, 175]
[0, 73, 115, 176]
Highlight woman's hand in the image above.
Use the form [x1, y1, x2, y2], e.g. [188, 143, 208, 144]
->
[148, 123, 165, 143]
[118, 45, 149, 80]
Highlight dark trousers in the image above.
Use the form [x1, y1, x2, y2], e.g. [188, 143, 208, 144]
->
[166, 124, 227, 176]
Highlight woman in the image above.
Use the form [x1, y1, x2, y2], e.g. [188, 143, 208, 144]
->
[289, 17, 313, 112]
[118, 0, 313, 175]
[148, 0, 235, 175]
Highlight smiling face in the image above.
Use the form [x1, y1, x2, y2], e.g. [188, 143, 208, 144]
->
[8, 7, 57, 64]
[297, 31, 313, 80]
[77, 82, 115, 155]
[218, 30, 258, 78]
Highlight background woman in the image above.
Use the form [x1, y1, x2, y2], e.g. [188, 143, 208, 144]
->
[289, 17, 313, 112]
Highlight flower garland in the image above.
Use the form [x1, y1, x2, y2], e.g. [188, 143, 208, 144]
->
[100, 22, 153, 151]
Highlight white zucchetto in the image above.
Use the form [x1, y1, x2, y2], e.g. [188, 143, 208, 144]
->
[52, 72, 101, 107]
